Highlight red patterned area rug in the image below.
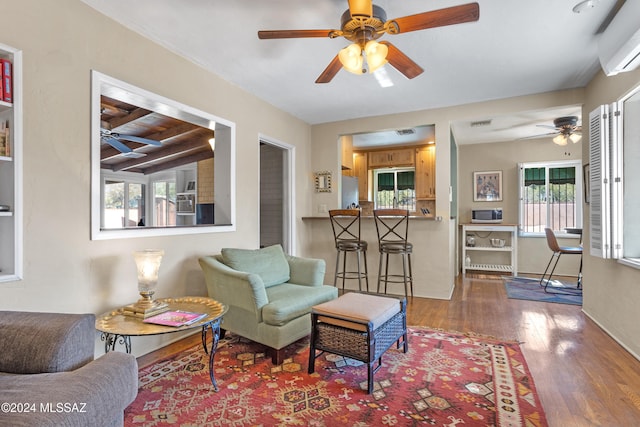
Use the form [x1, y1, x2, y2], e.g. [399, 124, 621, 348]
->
[125, 327, 547, 426]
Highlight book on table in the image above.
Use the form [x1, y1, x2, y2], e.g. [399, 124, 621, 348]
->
[143, 310, 208, 327]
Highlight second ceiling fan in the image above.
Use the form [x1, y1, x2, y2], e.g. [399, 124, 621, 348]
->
[258, 0, 480, 83]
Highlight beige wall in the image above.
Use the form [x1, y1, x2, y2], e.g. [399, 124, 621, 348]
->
[0, 0, 313, 356]
[583, 68, 640, 359]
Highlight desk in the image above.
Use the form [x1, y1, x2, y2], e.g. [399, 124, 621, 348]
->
[565, 227, 583, 241]
[96, 296, 227, 391]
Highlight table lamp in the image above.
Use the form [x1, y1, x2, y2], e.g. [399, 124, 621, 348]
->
[123, 249, 169, 318]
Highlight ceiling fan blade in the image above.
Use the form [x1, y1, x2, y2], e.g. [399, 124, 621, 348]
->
[390, 2, 479, 34]
[379, 42, 424, 79]
[258, 29, 334, 39]
[316, 55, 343, 84]
[518, 132, 559, 140]
[102, 136, 132, 153]
[115, 134, 162, 146]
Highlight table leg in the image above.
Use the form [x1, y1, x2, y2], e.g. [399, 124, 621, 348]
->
[202, 318, 223, 391]
[101, 333, 131, 354]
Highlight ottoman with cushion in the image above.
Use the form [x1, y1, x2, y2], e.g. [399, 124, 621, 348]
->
[308, 292, 407, 394]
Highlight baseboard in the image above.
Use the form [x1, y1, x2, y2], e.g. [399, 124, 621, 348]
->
[581, 308, 640, 362]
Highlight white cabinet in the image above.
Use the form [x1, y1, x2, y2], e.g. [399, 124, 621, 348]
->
[0, 43, 21, 282]
[461, 224, 517, 276]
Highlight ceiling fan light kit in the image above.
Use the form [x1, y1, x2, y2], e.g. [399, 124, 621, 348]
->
[258, 1, 479, 83]
[339, 40, 388, 74]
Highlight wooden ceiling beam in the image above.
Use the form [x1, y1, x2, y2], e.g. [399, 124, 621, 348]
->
[103, 107, 153, 130]
[138, 148, 214, 175]
[108, 138, 210, 171]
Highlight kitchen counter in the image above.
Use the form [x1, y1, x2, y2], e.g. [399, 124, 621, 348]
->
[302, 215, 443, 221]
[301, 214, 454, 299]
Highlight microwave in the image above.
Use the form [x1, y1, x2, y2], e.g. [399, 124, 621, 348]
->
[471, 208, 503, 223]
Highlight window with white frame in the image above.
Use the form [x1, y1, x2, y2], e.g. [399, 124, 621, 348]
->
[102, 179, 145, 229]
[519, 161, 583, 236]
[590, 83, 640, 264]
[152, 180, 177, 227]
[374, 168, 416, 211]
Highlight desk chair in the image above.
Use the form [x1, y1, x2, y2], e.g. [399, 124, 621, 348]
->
[540, 228, 583, 294]
[329, 209, 369, 291]
[373, 209, 414, 297]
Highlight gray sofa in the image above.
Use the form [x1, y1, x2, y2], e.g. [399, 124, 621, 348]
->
[0, 311, 139, 427]
[199, 244, 338, 364]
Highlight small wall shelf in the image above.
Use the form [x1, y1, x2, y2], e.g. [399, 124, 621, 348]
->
[462, 224, 518, 276]
[0, 42, 22, 282]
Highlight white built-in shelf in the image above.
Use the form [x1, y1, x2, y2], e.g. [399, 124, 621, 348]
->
[462, 224, 518, 276]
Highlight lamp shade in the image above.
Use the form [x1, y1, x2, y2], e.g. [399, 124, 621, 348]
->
[133, 249, 164, 293]
[569, 133, 582, 143]
[553, 134, 568, 146]
[364, 40, 388, 73]
[339, 43, 364, 74]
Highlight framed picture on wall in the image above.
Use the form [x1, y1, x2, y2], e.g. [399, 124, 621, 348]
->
[473, 170, 502, 202]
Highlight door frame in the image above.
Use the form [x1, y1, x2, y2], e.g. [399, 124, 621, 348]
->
[259, 134, 295, 254]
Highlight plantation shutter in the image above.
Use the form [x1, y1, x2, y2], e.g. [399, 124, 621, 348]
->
[588, 105, 612, 258]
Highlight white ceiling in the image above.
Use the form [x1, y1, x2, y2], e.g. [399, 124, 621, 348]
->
[81, 0, 620, 145]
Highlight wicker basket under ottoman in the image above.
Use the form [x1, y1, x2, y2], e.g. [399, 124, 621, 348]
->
[308, 292, 408, 394]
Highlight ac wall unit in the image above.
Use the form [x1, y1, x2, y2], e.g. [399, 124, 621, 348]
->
[598, 0, 640, 76]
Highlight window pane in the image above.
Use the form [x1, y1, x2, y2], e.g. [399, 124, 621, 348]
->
[104, 180, 124, 229]
[549, 167, 577, 231]
[127, 183, 144, 227]
[153, 181, 177, 227]
[523, 168, 545, 233]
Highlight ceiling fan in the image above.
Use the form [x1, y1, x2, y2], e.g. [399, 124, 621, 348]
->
[100, 129, 162, 158]
[531, 116, 582, 146]
[258, 0, 480, 83]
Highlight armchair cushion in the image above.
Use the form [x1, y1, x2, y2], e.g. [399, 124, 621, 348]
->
[221, 244, 290, 287]
[262, 283, 336, 326]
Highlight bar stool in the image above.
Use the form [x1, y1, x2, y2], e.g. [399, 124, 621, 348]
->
[328, 209, 369, 291]
[373, 209, 413, 297]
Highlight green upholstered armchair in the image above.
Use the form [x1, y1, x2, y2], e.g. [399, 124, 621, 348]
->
[199, 244, 337, 364]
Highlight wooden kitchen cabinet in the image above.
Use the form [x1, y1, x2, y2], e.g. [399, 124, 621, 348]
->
[368, 148, 415, 168]
[353, 152, 369, 201]
[341, 136, 354, 170]
[415, 145, 435, 199]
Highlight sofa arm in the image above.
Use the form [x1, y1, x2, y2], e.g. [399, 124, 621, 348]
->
[286, 255, 326, 286]
[0, 351, 138, 427]
[0, 311, 94, 374]
[199, 256, 270, 320]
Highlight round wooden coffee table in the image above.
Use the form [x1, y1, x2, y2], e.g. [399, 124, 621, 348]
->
[96, 296, 227, 391]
